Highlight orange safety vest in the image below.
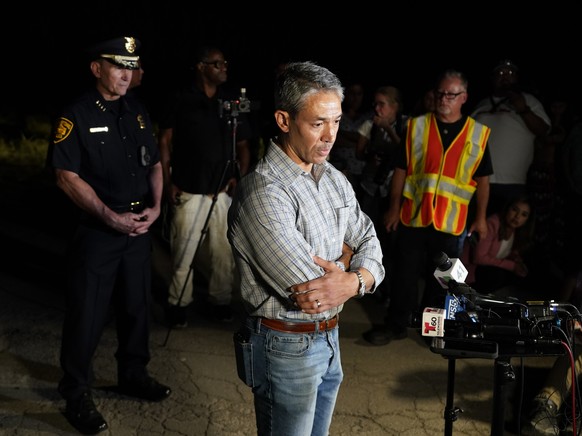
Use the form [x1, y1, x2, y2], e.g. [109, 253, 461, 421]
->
[400, 113, 490, 235]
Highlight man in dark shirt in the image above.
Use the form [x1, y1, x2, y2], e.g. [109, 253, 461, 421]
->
[49, 36, 170, 434]
[363, 69, 494, 346]
[158, 45, 251, 327]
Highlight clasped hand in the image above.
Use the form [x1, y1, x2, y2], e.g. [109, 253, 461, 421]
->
[289, 256, 357, 314]
[111, 207, 160, 236]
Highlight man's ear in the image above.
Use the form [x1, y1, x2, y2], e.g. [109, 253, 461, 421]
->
[90, 60, 101, 78]
[274, 110, 290, 133]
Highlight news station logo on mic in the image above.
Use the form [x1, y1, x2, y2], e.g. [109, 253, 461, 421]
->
[421, 307, 445, 337]
[445, 294, 463, 320]
[433, 252, 468, 289]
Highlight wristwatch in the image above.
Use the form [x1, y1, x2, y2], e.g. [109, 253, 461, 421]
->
[352, 270, 366, 298]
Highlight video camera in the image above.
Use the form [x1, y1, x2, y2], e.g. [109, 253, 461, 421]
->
[219, 88, 252, 118]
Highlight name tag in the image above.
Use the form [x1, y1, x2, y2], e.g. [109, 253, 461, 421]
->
[90, 126, 109, 133]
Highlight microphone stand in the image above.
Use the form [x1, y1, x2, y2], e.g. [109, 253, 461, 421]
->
[163, 110, 241, 347]
[443, 357, 463, 436]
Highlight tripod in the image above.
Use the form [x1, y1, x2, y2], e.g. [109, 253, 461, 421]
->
[163, 113, 241, 347]
[442, 356, 514, 436]
[434, 338, 565, 435]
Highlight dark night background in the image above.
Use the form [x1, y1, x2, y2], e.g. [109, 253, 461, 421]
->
[2, 6, 580, 124]
[0, 10, 576, 433]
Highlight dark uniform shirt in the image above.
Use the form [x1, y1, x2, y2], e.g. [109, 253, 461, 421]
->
[50, 89, 160, 210]
[158, 85, 252, 194]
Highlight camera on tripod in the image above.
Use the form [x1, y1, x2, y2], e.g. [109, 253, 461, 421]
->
[219, 88, 252, 118]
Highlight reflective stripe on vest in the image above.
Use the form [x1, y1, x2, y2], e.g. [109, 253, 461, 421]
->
[401, 113, 490, 235]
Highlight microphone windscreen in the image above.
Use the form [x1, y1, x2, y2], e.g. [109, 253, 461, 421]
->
[433, 252, 452, 271]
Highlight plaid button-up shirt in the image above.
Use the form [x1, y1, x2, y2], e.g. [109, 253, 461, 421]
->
[228, 140, 385, 321]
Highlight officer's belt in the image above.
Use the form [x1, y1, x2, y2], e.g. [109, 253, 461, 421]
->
[109, 200, 146, 214]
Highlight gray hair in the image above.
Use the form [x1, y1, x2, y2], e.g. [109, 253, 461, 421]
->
[274, 61, 344, 119]
[436, 69, 469, 92]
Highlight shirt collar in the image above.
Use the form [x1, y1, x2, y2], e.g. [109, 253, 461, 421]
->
[265, 140, 331, 184]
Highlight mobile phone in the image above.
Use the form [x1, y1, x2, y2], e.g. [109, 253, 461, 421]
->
[467, 232, 480, 246]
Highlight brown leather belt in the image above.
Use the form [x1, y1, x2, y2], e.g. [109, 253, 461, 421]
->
[260, 315, 338, 333]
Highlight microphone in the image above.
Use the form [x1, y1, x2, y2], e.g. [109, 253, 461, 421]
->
[418, 307, 477, 338]
[433, 252, 468, 289]
[448, 279, 520, 307]
[433, 252, 470, 320]
[427, 252, 526, 337]
[420, 307, 447, 337]
[444, 291, 468, 320]
[435, 251, 452, 270]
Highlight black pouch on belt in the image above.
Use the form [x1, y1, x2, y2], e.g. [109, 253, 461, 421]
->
[233, 329, 253, 387]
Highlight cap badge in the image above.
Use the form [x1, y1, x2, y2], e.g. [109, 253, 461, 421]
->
[124, 37, 137, 54]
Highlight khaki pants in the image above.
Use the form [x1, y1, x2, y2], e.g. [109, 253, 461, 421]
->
[168, 192, 235, 306]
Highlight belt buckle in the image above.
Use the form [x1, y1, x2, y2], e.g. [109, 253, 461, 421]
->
[324, 315, 337, 331]
[318, 318, 331, 332]
[130, 201, 143, 212]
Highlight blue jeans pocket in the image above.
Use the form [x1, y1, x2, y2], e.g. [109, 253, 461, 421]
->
[233, 331, 253, 387]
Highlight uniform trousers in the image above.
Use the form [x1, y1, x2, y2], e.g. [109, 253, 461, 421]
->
[59, 223, 152, 401]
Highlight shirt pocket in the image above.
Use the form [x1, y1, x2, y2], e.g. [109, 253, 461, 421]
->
[334, 205, 350, 238]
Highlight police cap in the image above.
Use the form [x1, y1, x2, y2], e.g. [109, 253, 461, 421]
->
[88, 36, 141, 70]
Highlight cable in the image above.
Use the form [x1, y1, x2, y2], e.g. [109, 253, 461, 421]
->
[562, 340, 577, 435]
[573, 341, 582, 436]
[515, 357, 525, 435]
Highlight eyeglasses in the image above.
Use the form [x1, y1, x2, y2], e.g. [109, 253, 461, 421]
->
[202, 60, 228, 69]
[495, 69, 516, 77]
[435, 91, 465, 101]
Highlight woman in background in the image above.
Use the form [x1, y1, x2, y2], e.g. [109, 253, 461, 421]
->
[462, 194, 535, 294]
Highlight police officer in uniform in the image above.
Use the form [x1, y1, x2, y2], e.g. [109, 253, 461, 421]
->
[48, 36, 170, 434]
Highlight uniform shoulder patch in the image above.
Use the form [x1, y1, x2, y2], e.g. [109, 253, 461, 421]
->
[53, 117, 74, 144]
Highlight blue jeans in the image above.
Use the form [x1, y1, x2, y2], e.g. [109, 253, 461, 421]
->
[242, 317, 343, 436]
